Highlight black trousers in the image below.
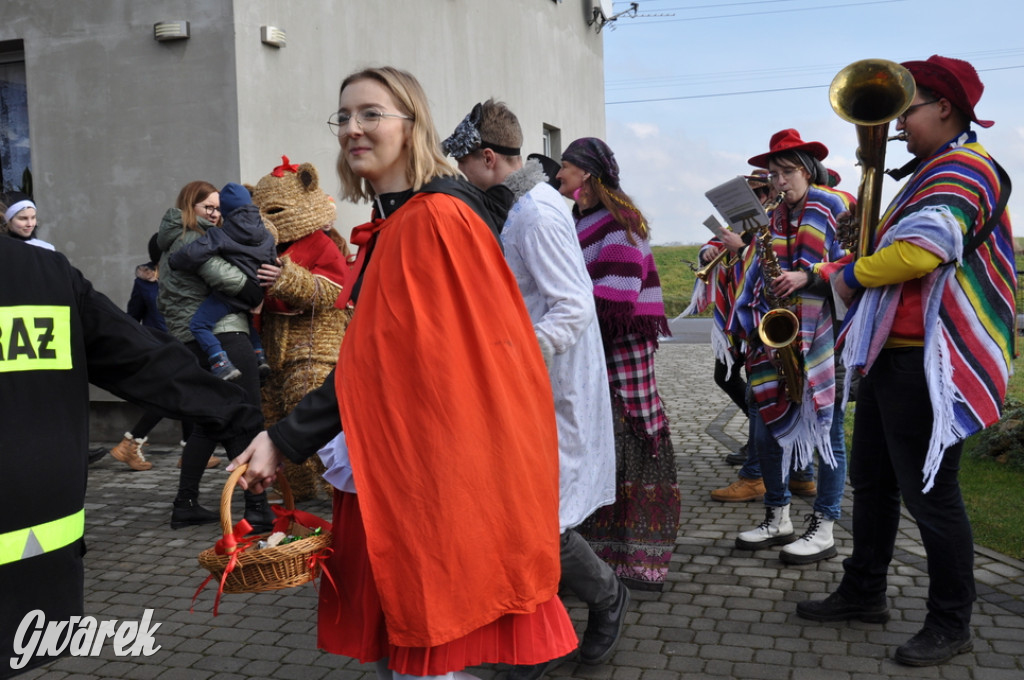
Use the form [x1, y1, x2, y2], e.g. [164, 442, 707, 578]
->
[179, 332, 261, 496]
[713, 358, 747, 412]
[838, 348, 975, 637]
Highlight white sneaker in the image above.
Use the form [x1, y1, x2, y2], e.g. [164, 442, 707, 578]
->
[780, 511, 838, 564]
[735, 504, 796, 550]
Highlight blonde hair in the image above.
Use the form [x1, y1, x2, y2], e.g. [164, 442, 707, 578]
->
[334, 66, 457, 203]
[175, 181, 221, 234]
[586, 177, 650, 245]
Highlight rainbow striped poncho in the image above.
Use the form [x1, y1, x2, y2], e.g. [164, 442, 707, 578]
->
[727, 185, 851, 472]
[840, 131, 1015, 492]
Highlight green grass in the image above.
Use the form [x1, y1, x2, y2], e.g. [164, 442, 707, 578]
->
[960, 452, 1024, 559]
[653, 244, 706, 318]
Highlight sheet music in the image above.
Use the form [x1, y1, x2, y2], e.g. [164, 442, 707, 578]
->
[702, 214, 727, 239]
[705, 176, 770, 234]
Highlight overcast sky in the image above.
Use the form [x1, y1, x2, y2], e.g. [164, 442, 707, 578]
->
[602, 0, 1024, 244]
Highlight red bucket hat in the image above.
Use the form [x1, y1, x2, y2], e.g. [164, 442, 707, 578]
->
[748, 129, 829, 169]
[900, 55, 993, 128]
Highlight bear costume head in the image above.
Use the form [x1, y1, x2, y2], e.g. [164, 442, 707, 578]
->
[251, 155, 337, 246]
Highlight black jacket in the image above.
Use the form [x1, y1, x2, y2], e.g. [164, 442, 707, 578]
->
[0, 237, 263, 677]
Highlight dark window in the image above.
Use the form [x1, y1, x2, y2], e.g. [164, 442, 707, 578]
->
[0, 40, 31, 197]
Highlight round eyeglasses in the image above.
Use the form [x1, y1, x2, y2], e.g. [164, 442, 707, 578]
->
[195, 203, 221, 216]
[327, 109, 413, 134]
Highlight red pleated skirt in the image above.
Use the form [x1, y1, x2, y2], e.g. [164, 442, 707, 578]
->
[317, 491, 578, 675]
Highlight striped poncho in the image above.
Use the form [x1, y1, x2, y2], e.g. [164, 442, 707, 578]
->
[680, 239, 745, 377]
[727, 185, 851, 471]
[839, 131, 1015, 492]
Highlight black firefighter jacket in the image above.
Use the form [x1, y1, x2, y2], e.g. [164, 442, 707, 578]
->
[0, 236, 263, 677]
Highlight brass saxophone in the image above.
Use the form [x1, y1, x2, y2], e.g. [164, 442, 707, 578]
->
[754, 205, 803, 404]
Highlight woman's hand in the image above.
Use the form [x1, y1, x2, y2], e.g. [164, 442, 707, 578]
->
[227, 431, 283, 493]
[770, 269, 811, 298]
[257, 261, 283, 288]
[832, 271, 856, 307]
[718, 230, 745, 254]
[700, 245, 724, 265]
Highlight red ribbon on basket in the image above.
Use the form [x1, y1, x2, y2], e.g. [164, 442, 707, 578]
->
[305, 547, 344, 623]
[191, 518, 259, 616]
[270, 505, 333, 534]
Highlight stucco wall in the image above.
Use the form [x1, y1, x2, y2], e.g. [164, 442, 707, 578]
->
[1, 0, 604, 307]
[1, 0, 605, 441]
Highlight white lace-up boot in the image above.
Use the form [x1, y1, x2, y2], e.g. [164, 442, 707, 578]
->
[735, 504, 796, 550]
[780, 511, 837, 564]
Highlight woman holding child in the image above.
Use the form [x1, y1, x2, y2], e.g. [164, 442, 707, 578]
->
[157, 181, 273, 531]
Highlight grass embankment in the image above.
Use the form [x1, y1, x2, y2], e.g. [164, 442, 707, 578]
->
[653, 244, 1024, 560]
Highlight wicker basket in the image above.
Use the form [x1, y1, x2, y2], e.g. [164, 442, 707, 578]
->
[197, 463, 332, 595]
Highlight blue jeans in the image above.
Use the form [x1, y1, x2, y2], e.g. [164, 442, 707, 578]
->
[189, 294, 263, 359]
[741, 382, 815, 484]
[756, 397, 846, 520]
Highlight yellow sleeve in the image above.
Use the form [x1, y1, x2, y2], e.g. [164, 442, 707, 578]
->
[852, 240, 945, 288]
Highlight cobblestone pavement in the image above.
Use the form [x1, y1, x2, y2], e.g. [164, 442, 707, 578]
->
[19, 339, 1024, 679]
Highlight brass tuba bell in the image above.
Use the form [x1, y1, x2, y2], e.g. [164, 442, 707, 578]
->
[829, 59, 916, 256]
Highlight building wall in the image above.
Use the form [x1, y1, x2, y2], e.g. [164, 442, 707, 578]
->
[1, 0, 605, 306]
[0, 0, 605, 442]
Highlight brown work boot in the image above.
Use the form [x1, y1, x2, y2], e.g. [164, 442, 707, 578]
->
[789, 479, 817, 496]
[109, 433, 153, 471]
[710, 476, 765, 502]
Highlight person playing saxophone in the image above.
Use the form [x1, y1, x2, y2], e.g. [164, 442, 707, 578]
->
[725, 129, 852, 564]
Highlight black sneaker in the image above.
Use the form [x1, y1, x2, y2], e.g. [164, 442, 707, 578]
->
[796, 590, 889, 623]
[505, 651, 574, 680]
[894, 627, 972, 666]
[579, 580, 630, 665]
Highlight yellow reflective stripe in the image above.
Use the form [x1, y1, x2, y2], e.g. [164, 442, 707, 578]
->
[0, 508, 85, 566]
[0, 305, 73, 372]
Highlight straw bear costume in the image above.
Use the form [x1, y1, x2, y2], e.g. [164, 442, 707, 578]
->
[251, 157, 352, 500]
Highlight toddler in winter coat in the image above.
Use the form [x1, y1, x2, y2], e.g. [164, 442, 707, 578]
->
[169, 183, 277, 380]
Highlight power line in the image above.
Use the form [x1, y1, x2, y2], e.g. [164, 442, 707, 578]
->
[602, 64, 1024, 104]
[616, 0, 907, 23]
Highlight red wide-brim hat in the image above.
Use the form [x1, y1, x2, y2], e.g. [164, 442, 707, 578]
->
[901, 55, 994, 128]
[748, 128, 829, 169]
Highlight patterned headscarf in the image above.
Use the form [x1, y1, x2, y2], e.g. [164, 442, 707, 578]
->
[561, 137, 620, 189]
[442, 103, 520, 159]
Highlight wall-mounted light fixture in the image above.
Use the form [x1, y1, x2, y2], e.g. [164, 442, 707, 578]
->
[153, 20, 190, 42]
[260, 26, 286, 48]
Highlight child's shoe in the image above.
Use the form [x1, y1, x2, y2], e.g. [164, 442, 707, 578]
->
[254, 348, 271, 384]
[209, 351, 242, 381]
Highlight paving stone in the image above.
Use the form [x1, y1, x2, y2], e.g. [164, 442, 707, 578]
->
[22, 339, 1017, 680]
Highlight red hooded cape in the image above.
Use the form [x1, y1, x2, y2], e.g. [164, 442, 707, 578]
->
[335, 192, 561, 648]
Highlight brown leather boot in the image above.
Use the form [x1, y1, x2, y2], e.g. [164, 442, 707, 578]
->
[109, 433, 153, 471]
[710, 476, 765, 502]
[788, 479, 817, 496]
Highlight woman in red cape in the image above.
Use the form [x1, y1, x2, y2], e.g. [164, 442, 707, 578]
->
[232, 67, 577, 679]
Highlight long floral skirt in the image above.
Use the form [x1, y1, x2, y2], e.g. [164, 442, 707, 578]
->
[577, 404, 680, 591]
